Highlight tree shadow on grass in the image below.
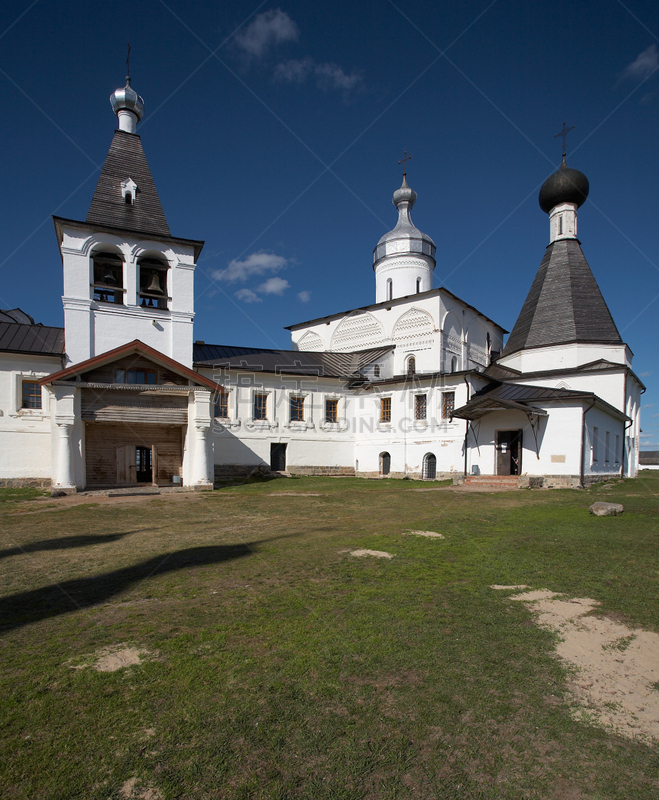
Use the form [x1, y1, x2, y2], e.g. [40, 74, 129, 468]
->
[0, 531, 144, 561]
[0, 533, 300, 634]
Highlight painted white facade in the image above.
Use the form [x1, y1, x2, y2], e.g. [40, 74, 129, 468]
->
[58, 222, 196, 369]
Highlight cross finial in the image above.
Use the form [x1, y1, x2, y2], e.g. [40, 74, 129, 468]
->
[398, 150, 412, 176]
[554, 122, 575, 159]
[126, 42, 131, 85]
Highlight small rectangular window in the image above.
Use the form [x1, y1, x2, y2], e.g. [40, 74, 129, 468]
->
[290, 396, 304, 422]
[117, 369, 157, 385]
[415, 394, 427, 420]
[214, 393, 228, 418]
[605, 431, 610, 463]
[325, 398, 338, 423]
[22, 381, 42, 409]
[442, 391, 455, 420]
[615, 435, 620, 464]
[380, 397, 391, 423]
[253, 393, 267, 421]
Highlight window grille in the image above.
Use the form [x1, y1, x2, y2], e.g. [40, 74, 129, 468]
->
[22, 381, 42, 409]
[380, 397, 391, 423]
[442, 391, 455, 420]
[415, 394, 426, 420]
[407, 356, 416, 376]
[214, 393, 228, 418]
[325, 398, 338, 423]
[290, 396, 305, 422]
[253, 393, 268, 420]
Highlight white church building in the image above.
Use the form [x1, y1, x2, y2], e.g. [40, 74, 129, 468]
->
[0, 78, 643, 493]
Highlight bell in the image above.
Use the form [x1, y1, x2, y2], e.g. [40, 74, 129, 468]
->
[103, 270, 117, 286]
[146, 272, 162, 294]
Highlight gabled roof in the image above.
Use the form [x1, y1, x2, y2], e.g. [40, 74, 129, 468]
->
[452, 381, 629, 422]
[285, 287, 507, 333]
[0, 322, 64, 356]
[193, 343, 394, 378]
[86, 131, 171, 237]
[40, 339, 218, 391]
[640, 451, 659, 465]
[501, 239, 622, 358]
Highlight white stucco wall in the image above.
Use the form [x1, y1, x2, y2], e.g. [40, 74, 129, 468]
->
[59, 224, 196, 367]
[0, 353, 61, 480]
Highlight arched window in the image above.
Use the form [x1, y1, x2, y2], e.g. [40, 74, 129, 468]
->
[373, 364, 380, 378]
[92, 250, 124, 304]
[380, 452, 391, 476]
[407, 356, 416, 376]
[451, 356, 458, 373]
[422, 453, 437, 480]
[416, 277, 421, 293]
[138, 256, 169, 309]
[386, 278, 393, 301]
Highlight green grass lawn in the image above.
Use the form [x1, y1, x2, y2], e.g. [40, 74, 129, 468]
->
[1, 473, 658, 799]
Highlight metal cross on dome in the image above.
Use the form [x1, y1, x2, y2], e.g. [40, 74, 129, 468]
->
[554, 122, 575, 158]
[398, 150, 412, 176]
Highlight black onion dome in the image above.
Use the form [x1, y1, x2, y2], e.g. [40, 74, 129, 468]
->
[538, 157, 589, 214]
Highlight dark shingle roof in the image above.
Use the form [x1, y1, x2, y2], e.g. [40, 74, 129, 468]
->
[193, 344, 393, 378]
[86, 131, 171, 237]
[453, 380, 628, 422]
[640, 451, 659, 465]
[501, 239, 622, 358]
[0, 322, 64, 355]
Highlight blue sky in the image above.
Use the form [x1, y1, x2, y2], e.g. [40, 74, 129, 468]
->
[1, 0, 658, 447]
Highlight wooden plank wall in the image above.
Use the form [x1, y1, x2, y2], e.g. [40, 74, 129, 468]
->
[86, 423, 184, 487]
[81, 389, 188, 424]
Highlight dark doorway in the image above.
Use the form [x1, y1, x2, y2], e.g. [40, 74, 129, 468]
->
[422, 453, 437, 479]
[136, 446, 153, 483]
[496, 430, 522, 476]
[380, 452, 391, 476]
[271, 443, 287, 472]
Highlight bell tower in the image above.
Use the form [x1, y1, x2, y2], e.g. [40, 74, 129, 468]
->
[55, 74, 204, 368]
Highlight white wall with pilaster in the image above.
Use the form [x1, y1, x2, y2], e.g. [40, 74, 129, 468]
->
[0, 353, 60, 480]
[49, 385, 83, 490]
[59, 224, 196, 368]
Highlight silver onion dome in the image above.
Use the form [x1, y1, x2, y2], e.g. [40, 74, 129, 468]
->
[373, 175, 436, 266]
[110, 77, 144, 122]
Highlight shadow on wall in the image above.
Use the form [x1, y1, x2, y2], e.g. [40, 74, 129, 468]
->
[0, 532, 302, 634]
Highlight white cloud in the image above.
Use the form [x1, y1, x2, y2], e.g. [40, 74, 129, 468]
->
[297, 290, 311, 302]
[235, 9, 298, 59]
[212, 251, 287, 283]
[314, 62, 361, 91]
[642, 403, 655, 408]
[257, 277, 290, 295]
[639, 371, 652, 377]
[235, 288, 262, 303]
[274, 57, 313, 83]
[616, 45, 659, 87]
[275, 58, 362, 93]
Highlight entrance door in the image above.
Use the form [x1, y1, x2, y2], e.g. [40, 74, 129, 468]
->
[271, 443, 287, 472]
[422, 453, 437, 479]
[496, 430, 522, 475]
[380, 452, 391, 476]
[136, 446, 153, 483]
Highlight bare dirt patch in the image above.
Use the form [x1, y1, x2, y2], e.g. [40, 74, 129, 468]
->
[119, 777, 163, 800]
[406, 530, 445, 538]
[350, 549, 394, 559]
[68, 644, 156, 673]
[9, 491, 204, 514]
[493, 585, 659, 740]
